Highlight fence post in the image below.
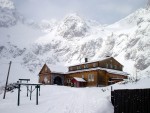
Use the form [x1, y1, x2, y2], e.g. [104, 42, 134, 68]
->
[111, 86, 113, 91]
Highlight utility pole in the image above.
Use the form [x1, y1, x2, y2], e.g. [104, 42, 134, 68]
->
[3, 61, 12, 99]
[135, 67, 137, 82]
[135, 68, 138, 82]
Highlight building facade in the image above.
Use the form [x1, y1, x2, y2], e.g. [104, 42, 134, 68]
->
[38, 57, 128, 87]
[39, 64, 65, 85]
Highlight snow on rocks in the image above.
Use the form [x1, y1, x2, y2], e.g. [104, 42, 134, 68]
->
[57, 13, 89, 39]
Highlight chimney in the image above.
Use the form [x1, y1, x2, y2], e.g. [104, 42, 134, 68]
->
[85, 58, 88, 63]
[106, 55, 110, 57]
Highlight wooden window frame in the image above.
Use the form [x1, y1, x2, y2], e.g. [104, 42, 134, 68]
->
[93, 63, 96, 67]
[88, 74, 94, 82]
[82, 75, 84, 78]
[84, 64, 88, 69]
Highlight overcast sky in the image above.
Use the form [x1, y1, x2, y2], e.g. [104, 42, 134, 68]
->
[12, 0, 148, 24]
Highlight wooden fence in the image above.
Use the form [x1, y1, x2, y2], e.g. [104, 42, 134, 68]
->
[111, 88, 150, 113]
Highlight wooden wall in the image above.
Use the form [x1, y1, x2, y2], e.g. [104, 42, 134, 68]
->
[68, 57, 123, 72]
[68, 62, 98, 72]
[66, 70, 98, 87]
[66, 69, 127, 87]
[108, 73, 127, 79]
[39, 64, 51, 84]
[39, 73, 51, 84]
[98, 57, 123, 71]
[97, 70, 108, 86]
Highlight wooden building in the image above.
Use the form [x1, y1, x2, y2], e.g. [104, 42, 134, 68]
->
[39, 64, 65, 85]
[65, 57, 128, 87]
[38, 57, 128, 87]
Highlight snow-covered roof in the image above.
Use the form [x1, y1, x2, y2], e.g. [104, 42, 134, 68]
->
[46, 64, 68, 72]
[73, 77, 86, 82]
[68, 57, 112, 67]
[66, 67, 129, 76]
[111, 78, 125, 80]
[103, 68, 129, 76]
[51, 71, 66, 75]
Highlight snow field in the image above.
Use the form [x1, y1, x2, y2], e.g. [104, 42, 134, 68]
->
[0, 85, 114, 113]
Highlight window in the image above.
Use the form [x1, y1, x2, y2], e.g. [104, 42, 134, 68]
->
[70, 67, 73, 71]
[77, 66, 81, 70]
[106, 63, 108, 68]
[114, 65, 117, 69]
[84, 64, 88, 68]
[44, 75, 48, 83]
[82, 75, 84, 78]
[88, 74, 91, 81]
[88, 74, 94, 82]
[93, 63, 96, 67]
[120, 65, 122, 70]
[110, 64, 113, 68]
[45, 67, 47, 72]
[91, 75, 94, 81]
[67, 79, 71, 83]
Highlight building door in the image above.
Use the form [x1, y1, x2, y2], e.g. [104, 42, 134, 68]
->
[54, 76, 62, 85]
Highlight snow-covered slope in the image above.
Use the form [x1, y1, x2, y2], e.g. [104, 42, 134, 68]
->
[0, 0, 150, 86]
[107, 7, 150, 78]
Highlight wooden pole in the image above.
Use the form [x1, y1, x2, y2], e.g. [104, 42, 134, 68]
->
[3, 61, 12, 99]
[17, 84, 20, 106]
[30, 86, 32, 100]
[36, 85, 39, 105]
[39, 86, 40, 96]
[135, 67, 138, 82]
[27, 81, 28, 97]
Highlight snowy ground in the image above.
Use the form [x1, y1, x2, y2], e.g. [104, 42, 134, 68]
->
[0, 78, 150, 113]
[0, 85, 113, 113]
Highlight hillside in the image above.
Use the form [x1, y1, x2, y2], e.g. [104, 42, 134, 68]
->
[0, 0, 150, 86]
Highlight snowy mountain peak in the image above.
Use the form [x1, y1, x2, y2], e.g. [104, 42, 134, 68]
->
[64, 13, 82, 20]
[0, 0, 14, 9]
[0, 0, 18, 27]
[147, 0, 150, 8]
[57, 13, 89, 38]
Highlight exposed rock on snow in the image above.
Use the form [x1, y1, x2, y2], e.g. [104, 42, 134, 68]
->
[0, 42, 26, 59]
